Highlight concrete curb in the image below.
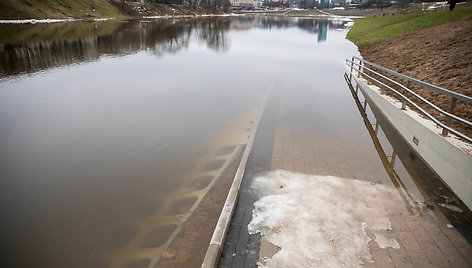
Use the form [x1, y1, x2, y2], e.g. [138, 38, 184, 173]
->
[351, 75, 472, 210]
[201, 102, 266, 268]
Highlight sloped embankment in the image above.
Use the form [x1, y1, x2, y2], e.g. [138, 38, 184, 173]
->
[348, 11, 472, 137]
[0, 0, 222, 20]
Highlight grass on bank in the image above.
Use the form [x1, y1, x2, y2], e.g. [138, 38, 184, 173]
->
[346, 7, 472, 45]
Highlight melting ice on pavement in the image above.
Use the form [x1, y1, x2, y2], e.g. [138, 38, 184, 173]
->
[248, 170, 403, 268]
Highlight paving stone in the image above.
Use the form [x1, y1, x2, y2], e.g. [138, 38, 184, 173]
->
[408, 251, 433, 267]
[293, 159, 305, 172]
[202, 159, 226, 172]
[372, 249, 395, 268]
[389, 214, 410, 232]
[421, 219, 464, 259]
[396, 231, 423, 253]
[386, 247, 415, 268]
[282, 158, 293, 171]
[140, 224, 176, 248]
[440, 225, 472, 250]
[457, 247, 472, 266]
[405, 218, 452, 267]
[447, 256, 471, 268]
[225, 223, 242, 248]
[231, 207, 245, 225]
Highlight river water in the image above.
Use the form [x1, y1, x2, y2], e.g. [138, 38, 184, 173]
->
[0, 16, 358, 267]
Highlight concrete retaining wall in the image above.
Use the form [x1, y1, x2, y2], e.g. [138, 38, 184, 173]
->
[353, 76, 472, 210]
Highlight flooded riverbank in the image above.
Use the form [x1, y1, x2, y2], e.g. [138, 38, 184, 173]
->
[0, 16, 355, 267]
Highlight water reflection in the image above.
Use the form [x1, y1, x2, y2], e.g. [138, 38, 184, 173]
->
[344, 73, 472, 242]
[0, 17, 352, 79]
[0, 16, 355, 268]
[318, 21, 328, 42]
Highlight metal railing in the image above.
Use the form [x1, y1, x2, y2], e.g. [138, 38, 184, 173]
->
[346, 56, 472, 144]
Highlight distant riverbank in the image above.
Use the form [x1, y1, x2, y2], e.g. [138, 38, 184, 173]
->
[0, 0, 223, 20]
[347, 7, 472, 137]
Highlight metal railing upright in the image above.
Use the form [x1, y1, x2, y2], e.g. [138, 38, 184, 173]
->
[345, 56, 472, 144]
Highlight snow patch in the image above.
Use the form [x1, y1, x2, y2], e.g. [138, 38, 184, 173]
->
[142, 13, 244, 19]
[0, 19, 75, 24]
[94, 18, 115, 21]
[439, 203, 463, 213]
[248, 170, 403, 267]
[374, 233, 400, 249]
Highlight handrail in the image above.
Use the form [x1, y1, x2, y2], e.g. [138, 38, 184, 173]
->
[347, 60, 471, 127]
[345, 56, 472, 143]
[353, 56, 472, 104]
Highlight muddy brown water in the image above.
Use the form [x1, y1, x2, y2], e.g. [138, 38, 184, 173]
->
[1, 16, 440, 267]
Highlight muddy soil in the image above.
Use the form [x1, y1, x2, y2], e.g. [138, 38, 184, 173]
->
[358, 17, 472, 138]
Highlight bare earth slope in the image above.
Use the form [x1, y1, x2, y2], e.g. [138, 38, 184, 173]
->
[358, 17, 472, 137]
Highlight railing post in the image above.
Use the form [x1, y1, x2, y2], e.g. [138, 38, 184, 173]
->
[358, 61, 363, 78]
[401, 81, 410, 110]
[390, 150, 396, 167]
[366, 67, 371, 85]
[379, 70, 386, 94]
[442, 96, 457, 136]
[349, 56, 354, 81]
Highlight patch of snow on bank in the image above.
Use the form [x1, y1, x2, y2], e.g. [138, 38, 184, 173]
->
[248, 170, 402, 268]
[0, 19, 74, 24]
[142, 13, 244, 19]
[94, 18, 115, 21]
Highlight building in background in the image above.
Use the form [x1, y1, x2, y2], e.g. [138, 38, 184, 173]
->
[319, 0, 331, 7]
[254, 0, 263, 7]
[230, 0, 254, 7]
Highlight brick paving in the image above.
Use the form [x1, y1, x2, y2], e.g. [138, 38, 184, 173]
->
[219, 84, 472, 267]
[218, 90, 279, 268]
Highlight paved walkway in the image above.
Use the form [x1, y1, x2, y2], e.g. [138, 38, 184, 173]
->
[218, 83, 472, 267]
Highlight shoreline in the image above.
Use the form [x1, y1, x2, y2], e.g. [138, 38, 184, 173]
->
[0, 12, 360, 24]
[0, 13, 245, 24]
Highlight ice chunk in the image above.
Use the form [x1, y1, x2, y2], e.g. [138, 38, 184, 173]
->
[248, 170, 403, 268]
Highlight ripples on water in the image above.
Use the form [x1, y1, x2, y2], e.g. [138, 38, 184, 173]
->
[0, 16, 355, 267]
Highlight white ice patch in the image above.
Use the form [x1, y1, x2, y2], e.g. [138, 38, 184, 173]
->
[142, 13, 245, 19]
[94, 18, 115, 21]
[439, 203, 463, 213]
[0, 19, 74, 24]
[374, 233, 400, 249]
[248, 170, 402, 268]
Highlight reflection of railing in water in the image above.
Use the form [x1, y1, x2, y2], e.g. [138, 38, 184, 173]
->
[344, 73, 425, 215]
[345, 73, 472, 240]
[346, 56, 472, 143]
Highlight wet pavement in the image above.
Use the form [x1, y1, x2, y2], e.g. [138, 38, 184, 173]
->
[1, 15, 471, 267]
[218, 69, 472, 267]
